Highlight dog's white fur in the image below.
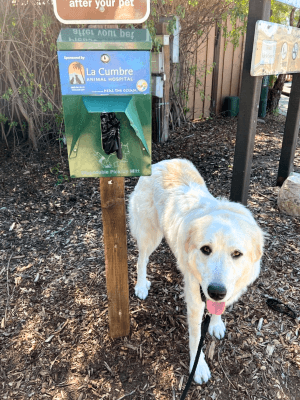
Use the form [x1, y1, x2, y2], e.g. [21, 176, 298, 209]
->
[128, 159, 264, 384]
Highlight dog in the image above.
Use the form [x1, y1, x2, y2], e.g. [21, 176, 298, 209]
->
[128, 159, 264, 384]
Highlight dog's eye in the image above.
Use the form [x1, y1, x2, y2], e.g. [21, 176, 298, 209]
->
[201, 246, 212, 256]
[232, 250, 243, 258]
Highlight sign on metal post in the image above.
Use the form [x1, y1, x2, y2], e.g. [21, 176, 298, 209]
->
[53, 0, 150, 24]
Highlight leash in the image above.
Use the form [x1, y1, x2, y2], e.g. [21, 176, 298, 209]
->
[180, 314, 210, 400]
[180, 286, 210, 400]
[266, 298, 298, 319]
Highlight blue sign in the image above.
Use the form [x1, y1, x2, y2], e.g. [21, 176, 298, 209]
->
[57, 50, 150, 95]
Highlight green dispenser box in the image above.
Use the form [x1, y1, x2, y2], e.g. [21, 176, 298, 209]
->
[57, 28, 152, 178]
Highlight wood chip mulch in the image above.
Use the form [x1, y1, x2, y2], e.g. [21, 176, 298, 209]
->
[0, 114, 300, 400]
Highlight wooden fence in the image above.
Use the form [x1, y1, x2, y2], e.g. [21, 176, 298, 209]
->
[187, 18, 246, 120]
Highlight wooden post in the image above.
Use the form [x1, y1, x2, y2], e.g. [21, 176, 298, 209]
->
[277, 73, 300, 186]
[230, 0, 271, 205]
[89, 24, 130, 339]
[100, 177, 130, 338]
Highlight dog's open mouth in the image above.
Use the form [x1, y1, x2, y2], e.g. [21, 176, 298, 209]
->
[207, 299, 226, 315]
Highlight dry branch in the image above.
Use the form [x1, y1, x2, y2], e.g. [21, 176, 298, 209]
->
[5, 40, 37, 150]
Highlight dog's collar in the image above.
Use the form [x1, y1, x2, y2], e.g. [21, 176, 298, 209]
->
[200, 285, 206, 302]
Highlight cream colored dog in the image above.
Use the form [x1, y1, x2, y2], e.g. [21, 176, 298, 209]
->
[128, 159, 264, 384]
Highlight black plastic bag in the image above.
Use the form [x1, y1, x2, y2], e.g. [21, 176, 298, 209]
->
[100, 112, 123, 160]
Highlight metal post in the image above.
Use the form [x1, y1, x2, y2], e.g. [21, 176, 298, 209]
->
[277, 73, 300, 186]
[230, 0, 271, 205]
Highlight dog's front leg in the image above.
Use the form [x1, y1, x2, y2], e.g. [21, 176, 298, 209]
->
[184, 273, 211, 384]
[208, 314, 226, 340]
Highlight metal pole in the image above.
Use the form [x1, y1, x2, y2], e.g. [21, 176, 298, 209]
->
[230, 0, 271, 205]
[277, 73, 300, 186]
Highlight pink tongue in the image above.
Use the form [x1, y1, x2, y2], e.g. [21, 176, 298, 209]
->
[207, 300, 226, 315]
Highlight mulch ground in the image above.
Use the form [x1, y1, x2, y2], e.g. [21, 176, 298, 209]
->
[1, 114, 300, 400]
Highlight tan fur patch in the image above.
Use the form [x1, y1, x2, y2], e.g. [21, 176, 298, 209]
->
[221, 202, 251, 218]
[234, 265, 252, 295]
[234, 231, 262, 293]
[184, 237, 190, 253]
[250, 235, 263, 264]
[184, 227, 196, 253]
[162, 160, 204, 190]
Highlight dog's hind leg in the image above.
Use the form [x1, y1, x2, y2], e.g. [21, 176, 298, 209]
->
[135, 229, 163, 300]
[128, 178, 163, 300]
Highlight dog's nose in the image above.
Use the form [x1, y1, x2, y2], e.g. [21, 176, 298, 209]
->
[207, 283, 227, 301]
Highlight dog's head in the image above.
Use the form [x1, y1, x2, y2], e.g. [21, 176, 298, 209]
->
[182, 204, 264, 312]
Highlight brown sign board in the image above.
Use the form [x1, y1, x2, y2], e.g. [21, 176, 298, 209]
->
[53, 0, 150, 24]
[251, 20, 300, 76]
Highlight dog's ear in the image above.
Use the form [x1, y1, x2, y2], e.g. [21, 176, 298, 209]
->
[251, 227, 264, 263]
[184, 227, 196, 253]
[184, 234, 191, 253]
[184, 216, 211, 254]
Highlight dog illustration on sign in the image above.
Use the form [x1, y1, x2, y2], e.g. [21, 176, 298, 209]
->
[95, 143, 130, 169]
[95, 152, 114, 169]
[68, 62, 85, 84]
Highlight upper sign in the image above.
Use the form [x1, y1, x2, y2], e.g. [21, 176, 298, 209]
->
[251, 20, 300, 76]
[53, 0, 150, 24]
[276, 0, 300, 7]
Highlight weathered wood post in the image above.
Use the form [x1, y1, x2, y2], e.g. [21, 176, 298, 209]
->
[230, 0, 271, 205]
[277, 73, 300, 186]
[100, 176, 130, 338]
[230, 0, 300, 201]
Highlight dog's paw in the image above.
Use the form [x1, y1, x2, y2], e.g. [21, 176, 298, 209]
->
[191, 358, 211, 384]
[208, 316, 226, 339]
[135, 280, 151, 300]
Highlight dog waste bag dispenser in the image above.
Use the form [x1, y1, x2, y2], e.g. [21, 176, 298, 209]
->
[57, 29, 152, 178]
